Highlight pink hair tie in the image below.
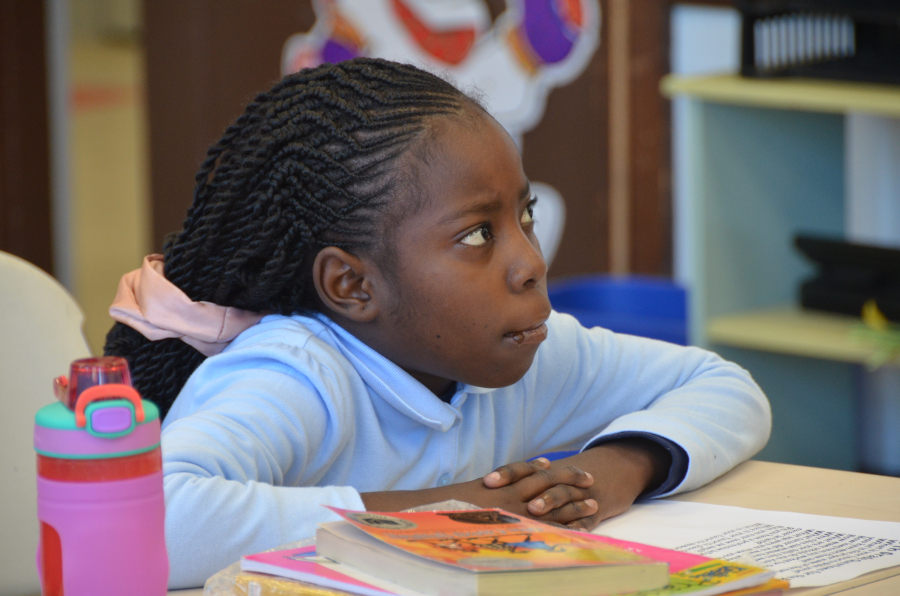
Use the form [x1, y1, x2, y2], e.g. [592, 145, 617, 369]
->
[109, 254, 264, 357]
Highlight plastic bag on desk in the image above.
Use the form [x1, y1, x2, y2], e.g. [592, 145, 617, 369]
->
[202, 501, 479, 595]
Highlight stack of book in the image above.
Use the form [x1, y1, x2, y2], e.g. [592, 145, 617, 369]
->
[239, 507, 786, 596]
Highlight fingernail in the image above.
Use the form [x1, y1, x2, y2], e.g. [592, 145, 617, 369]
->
[536, 457, 549, 465]
[586, 499, 598, 510]
[485, 472, 500, 483]
[585, 472, 593, 482]
[530, 498, 546, 513]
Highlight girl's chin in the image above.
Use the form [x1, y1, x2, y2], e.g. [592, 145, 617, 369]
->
[466, 349, 541, 389]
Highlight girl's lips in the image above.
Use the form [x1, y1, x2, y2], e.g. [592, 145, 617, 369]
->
[503, 323, 548, 346]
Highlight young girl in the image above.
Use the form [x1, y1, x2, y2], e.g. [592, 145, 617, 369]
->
[105, 58, 771, 589]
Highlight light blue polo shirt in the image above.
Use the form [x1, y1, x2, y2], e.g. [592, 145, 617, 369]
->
[161, 310, 771, 588]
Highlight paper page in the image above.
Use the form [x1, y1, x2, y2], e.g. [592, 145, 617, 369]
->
[593, 501, 900, 588]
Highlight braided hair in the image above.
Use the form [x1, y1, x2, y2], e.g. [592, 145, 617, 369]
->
[104, 58, 480, 418]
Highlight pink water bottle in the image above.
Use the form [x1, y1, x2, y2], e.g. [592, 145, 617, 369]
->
[33, 357, 168, 596]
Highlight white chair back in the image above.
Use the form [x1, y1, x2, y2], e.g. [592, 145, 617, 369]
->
[0, 251, 91, 596]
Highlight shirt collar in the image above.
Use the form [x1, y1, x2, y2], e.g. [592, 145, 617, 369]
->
[309, 313, 490, 431]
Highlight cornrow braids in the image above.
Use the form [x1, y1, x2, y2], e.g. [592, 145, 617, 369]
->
[104, 58, 480, 418]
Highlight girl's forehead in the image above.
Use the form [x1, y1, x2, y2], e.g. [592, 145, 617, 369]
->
[420, 112, 521, 185]
[403, 114, 526, 221]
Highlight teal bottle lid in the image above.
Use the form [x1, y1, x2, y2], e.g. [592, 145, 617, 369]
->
[34, 399, 161, 459]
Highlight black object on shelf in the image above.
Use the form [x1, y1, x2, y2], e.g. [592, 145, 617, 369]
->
[736, 1, 900, 84]
[795, 234, 900, 321]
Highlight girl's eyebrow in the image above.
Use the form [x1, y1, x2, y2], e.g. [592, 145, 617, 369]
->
[439, 182, 531, 225]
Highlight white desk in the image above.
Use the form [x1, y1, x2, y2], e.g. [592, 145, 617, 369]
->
[168, 460, 900, 596]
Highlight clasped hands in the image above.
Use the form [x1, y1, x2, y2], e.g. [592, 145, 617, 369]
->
[463, 438, 670, 531]
[359, 437, 670, 532]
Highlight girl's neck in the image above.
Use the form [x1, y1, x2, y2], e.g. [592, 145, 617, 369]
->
[407, 372, 456, 398]
[317, 309, 457, 398]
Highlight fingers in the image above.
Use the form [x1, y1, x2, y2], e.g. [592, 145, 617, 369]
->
[563, 498, 633, 532]
[527, 482, 593, 516]
[483, 460, 594, 494]
[482, 457, 551, 488]
[565, 513, 600, 532]
[538, 497, 600, 527]
[564, 466, 594, 489]
[481, 459, 600, 528]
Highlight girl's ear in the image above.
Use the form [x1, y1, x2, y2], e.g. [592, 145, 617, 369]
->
[312, 247, 379, 322]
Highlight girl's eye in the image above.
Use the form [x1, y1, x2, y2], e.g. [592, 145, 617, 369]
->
[521, 198, 537, 225]
[460, 226, 493, 247]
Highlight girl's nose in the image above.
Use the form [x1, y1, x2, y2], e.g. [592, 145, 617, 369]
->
[508, 230, 547, 291]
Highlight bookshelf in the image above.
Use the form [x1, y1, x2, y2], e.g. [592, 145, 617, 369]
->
[706, 307, 878, 365]
[662, 75, 900, 118]
[664, 74, 900, 474]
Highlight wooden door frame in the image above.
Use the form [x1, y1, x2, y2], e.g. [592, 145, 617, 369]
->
[0, 0, 52, 274]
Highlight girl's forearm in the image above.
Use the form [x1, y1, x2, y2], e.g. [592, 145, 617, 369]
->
[359, 483, 470, 512]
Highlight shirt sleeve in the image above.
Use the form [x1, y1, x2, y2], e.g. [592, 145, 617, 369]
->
[585, 431, 689, 499]
[160, 349, 365, 589]
[521, 311, 772, 498]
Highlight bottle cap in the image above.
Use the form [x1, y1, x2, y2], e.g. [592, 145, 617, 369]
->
[54, 357, 132, 410]
[37, 357, 160, 460]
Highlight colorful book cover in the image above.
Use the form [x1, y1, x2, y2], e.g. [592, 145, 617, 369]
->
[242, 510, 779, 596]
[585, 534, 712, 573]
[234, 570, 364, 596]
[325, 506, 665, 573]
[580, 534, 781, 596]
[636, 561, 781, 596]
[241, 545, 785, 596]
[242, 545, 398, 596]
[716, 578, 789, 596]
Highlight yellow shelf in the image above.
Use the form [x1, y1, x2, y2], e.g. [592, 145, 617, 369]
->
[662, 74, 900, 118]
[706, 307, 892, 365]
